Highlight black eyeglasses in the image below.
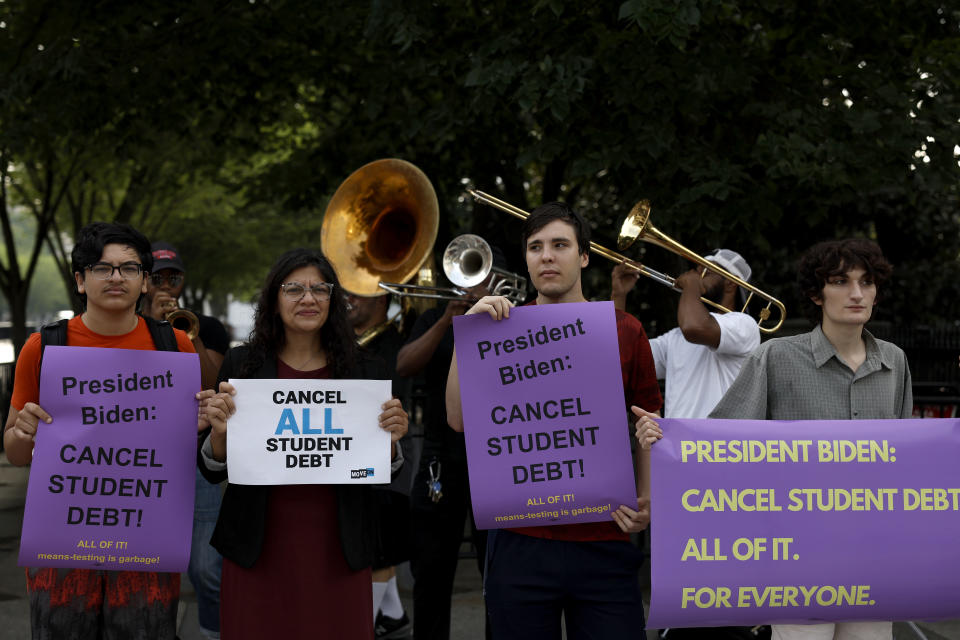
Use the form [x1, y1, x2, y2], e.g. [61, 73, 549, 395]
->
[86, 262, 144, 280]
[150, 273, 185, 287]
[280, 282, 334, 301]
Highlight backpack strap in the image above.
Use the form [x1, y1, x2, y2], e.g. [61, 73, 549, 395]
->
[37, 318, 69, 383]
[142, 315, 180, 352]
[39, 319, 69, 355]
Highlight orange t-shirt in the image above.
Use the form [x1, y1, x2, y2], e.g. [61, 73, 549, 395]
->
[11, 315, 196, 411]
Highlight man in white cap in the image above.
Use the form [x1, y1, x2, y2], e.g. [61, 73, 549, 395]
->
[612, 248, 760, 419]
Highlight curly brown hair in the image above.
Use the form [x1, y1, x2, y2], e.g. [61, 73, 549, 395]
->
[796, 238, 893, 325]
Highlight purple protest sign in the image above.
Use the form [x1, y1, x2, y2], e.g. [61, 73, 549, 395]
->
[648, 417, 960, 628]
[453, 301, 636, 529]
[19, 346, 200, 572]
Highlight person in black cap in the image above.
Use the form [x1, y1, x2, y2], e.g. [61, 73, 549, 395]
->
[145, 242, 229, 391]
[144, 240, 230, 640]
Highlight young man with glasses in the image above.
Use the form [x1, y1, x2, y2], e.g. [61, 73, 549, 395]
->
[4, 222, 197, 639]
[144, 240, 230, 640]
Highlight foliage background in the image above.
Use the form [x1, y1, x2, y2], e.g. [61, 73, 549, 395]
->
[1, 0, 959, 351]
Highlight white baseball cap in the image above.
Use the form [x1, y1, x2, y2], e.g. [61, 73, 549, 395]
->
[705, 248, 751, 283]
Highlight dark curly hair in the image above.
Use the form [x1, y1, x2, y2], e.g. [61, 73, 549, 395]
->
[521, 202, 591, 257]
[796, 238, 893, 325]
[242, 248, 357, 378]
[71, 222, 153, 309]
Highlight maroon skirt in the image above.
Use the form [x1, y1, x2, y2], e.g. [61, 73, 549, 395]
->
[220, 484, 373, 639]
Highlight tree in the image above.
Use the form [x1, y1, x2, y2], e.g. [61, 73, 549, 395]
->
[2, 0, 958, 355]
[0, 0, 334, 352]
[247, 0, 960, 330]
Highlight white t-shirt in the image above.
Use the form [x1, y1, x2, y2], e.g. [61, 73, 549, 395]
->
[648, 311, 760, 418]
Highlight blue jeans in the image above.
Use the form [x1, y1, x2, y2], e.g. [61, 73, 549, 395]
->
[188, 467, 223, 634]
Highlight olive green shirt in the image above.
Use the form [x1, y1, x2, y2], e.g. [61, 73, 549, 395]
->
[710, 324, 912, 420]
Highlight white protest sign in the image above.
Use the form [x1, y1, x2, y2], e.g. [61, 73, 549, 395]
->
[226, 378, 392, 485]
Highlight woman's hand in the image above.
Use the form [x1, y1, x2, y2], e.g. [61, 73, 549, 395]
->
[632, 406, 662, 449]
[197, 381, 236, 462]
[612, 496, 650, 533]
[466, 295, 513, 321]
[379, 398, 408, 445]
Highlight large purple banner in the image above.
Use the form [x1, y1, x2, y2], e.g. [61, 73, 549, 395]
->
[648, 417, 960, 628]
[19, 346, 200, 572]
[453, 301, 636, 529]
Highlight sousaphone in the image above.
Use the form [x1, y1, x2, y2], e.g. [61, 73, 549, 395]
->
[322, 158, 439, 296]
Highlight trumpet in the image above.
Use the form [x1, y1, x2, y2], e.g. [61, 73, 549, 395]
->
[379, 234, 527, 305]
[160, 300, 200, 340]
[468, 189, 786, 334]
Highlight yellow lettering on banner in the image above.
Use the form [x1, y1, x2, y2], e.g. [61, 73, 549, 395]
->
[786, 487, 898, 512]
[681, 488, 782, 512]
[680, 538, 728, 561]
[902, 488, 960, 511]
[734, 585, 875, 608]
[678, 440, 813, 463]
[816, 440, 893, 463]
[681, 587, 732, 608]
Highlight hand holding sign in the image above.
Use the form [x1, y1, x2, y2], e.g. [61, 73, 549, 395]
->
[632, 406, 663, 449]
[7, 401, 53, 444]
[379, 397, 408, 458]
[612, 496, 651, 533]
[197, 381, 237, 462]
[467, 295, 514, 321]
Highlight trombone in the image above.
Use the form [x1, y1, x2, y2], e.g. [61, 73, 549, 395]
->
[468, 190, 786, 334]
[379, 234, 527, 305]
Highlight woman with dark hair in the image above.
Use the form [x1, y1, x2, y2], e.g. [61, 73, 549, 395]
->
[198, 248, 408, 639]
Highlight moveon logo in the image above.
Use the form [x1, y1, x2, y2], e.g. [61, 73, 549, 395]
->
[350, 468, 375, 478]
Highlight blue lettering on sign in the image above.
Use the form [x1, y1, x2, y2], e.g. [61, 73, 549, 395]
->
[276, 408, 300, 434]
[324, 407, 344, 435]
[303, 408, 322, 434]
[275, 407, 345, 435]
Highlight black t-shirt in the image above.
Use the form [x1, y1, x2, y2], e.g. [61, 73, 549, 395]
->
[404, 305, 467, 464]
[361, 324, 407, 397]
[197, 313, 230, 355]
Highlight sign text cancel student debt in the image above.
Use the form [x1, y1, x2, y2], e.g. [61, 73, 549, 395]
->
[225, 378, 391, 485]
[647, 417, 960, 628]
[19, 346, 199, 572]
[453, 302, 636, 529]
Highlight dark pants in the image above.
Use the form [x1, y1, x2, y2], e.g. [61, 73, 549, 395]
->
[485, 529, 644, 640]
[409, 458, 488, 640]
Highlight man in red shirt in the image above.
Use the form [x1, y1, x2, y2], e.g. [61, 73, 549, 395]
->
[4, 222, 196, 639]
[446, 202, 662, 639]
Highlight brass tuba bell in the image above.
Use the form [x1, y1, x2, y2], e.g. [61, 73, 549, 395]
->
[322, 158, 439, 296]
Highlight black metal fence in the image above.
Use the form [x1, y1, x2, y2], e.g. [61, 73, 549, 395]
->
[869, 324, 960, 418]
